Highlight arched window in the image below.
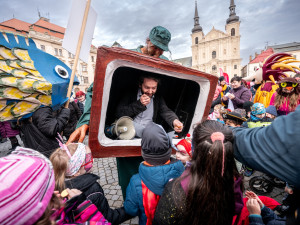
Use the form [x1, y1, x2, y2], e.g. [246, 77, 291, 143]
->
[195, 37, 198, 44]
[212, 51, 216, 59]
[231, 28, 235, 36]
[212, 65, 217, 71]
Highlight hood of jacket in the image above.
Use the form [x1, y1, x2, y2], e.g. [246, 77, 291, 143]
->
[139, 158, 184, 196]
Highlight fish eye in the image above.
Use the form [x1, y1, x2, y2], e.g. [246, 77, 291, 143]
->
[55, 65, 69, 79]
[292, 83, 298, 88]
[281, 82, 287, 88]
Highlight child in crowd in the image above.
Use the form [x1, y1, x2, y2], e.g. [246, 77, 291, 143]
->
[153, 120, 244, 225]
[265, 105, 278, 120]
[0, 147, 110, 225]
[243, 103, 273, 128]
[222, 111, 247, 127]
[124, 122, 184, 225]
[50, 139, 131, 225]
[208, 104, 225, 124]
[175, 138, 192, 166]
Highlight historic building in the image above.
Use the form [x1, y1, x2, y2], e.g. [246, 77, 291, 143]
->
[191, 0, 242, 80]
[0, 17, 97, 93]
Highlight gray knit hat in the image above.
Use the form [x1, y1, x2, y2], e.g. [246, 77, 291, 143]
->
[141, 122, 172, 165]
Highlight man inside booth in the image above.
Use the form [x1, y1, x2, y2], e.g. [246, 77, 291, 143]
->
[67, 25, 183, 197]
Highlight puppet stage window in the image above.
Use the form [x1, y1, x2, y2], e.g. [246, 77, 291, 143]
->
[105, 66, 200, 138]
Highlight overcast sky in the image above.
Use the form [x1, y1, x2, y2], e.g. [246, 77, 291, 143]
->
[0, 0, 299, 65]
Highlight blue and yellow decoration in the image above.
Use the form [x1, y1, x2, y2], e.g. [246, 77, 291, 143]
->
[0, 32, 79, 121]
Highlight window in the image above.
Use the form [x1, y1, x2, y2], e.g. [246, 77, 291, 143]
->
[91, 56, 94, 62]
[40, 45, 45, 51]
[195, 37, 198, 45]
[212, 51, 216, 59]
[234, 74, 237, 77]
[83, 77, 89, 84]
[93, 65, 95, 71]
[212, 65, 217, 71]
[203, 53, 205, 58]
[82, 65, 87, 72]
[223, 49, 226, 55]
[234, 65, 237, 69]
[68, 52, 74, 58]
[59, 49, 63, 56]
[54, 48, 58, 56]
[231, 28, 235, 36]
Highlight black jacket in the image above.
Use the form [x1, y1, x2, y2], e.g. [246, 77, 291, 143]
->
[115, 90, 178, 128]
[65, 173, 132, 225]
[19, 107, 70, 157]
[62, 101, 82, 138]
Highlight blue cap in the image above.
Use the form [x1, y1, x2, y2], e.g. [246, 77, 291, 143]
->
[266, 105, 278, 117]
[251, 103, 266, 115]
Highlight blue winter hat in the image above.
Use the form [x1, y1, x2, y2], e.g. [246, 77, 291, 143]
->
[251, 103, 266, 115]
[266, 105, 278, 117]
[149, 26, 171, 51]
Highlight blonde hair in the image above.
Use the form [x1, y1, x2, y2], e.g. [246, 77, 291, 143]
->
[50, 143, 78, 192]
[214, 104, 224, 112]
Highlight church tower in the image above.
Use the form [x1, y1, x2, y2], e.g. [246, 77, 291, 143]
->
[191, 1, 203, 68]
[191, 0, 242, 79]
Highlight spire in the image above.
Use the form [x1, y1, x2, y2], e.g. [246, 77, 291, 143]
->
[226, 0, 239, 24]
[192, 1, 202, 33]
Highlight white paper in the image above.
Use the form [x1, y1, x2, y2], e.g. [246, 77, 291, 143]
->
[62, 0, 97, 63]
[228, 99, 235, 111]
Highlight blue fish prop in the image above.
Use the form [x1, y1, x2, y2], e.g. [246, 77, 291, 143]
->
[0, 32, 79, 121]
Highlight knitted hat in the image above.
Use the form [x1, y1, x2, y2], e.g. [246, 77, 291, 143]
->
[243, 101, 254, 113]
[176, 139, 192, 157]
[266, 105, 278, 117]
[149, 26, 171, 51]
[141, 122, 171, 165]
[0, 147, 55, 225]
[251, 103, 266, 115]
[222, 111, 247, 123]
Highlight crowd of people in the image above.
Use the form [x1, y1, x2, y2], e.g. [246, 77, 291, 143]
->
[0, 25, 299, 225]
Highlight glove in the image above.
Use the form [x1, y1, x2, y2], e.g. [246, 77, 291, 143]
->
[66, 124, 89, 144]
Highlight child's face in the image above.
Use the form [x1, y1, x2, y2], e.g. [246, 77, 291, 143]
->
[225, 119, 240, 127]
[176, 145, 191, 164]
[266, 113, 275, 119]
[77, 146, 93, 176]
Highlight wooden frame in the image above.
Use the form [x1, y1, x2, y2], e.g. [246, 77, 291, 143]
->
[89, 46, 218, 158]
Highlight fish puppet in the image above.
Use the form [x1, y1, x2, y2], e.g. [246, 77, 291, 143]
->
[244, 53, 300, 107]
[0, 32, 79, 121]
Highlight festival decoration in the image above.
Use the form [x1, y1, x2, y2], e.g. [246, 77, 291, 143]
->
[0, 32, 79, 121]
[244, 53, 300, 107]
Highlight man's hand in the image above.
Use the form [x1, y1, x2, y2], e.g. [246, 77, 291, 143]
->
[246, 199, 261, 215]
[173, 119, 183, 133]
[66, 124, 89, 144]
[140, 94, 151, 106]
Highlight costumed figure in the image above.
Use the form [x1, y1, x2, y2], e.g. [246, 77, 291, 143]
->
[244, 53, 300, 107]
[269, 77, 300, 116]
[0, 32, 79, 156]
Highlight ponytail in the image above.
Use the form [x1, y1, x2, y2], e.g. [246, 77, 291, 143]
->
[50, 149, 69, 192]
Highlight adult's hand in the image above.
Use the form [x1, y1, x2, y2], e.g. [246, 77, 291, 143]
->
[66, 188, 82, 200]
[173, 119, 183, 133]
[228, 93, 235, 100]
[66, 124, 89, 144]
[246, 199, 261, 215]
[140, 94, 151, 106]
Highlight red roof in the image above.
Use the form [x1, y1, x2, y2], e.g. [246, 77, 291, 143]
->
[0, 18, 31, 32]
[33, 19, 65, 34]
[0, 18, 65, 39]
[250, 48, 274, 64]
